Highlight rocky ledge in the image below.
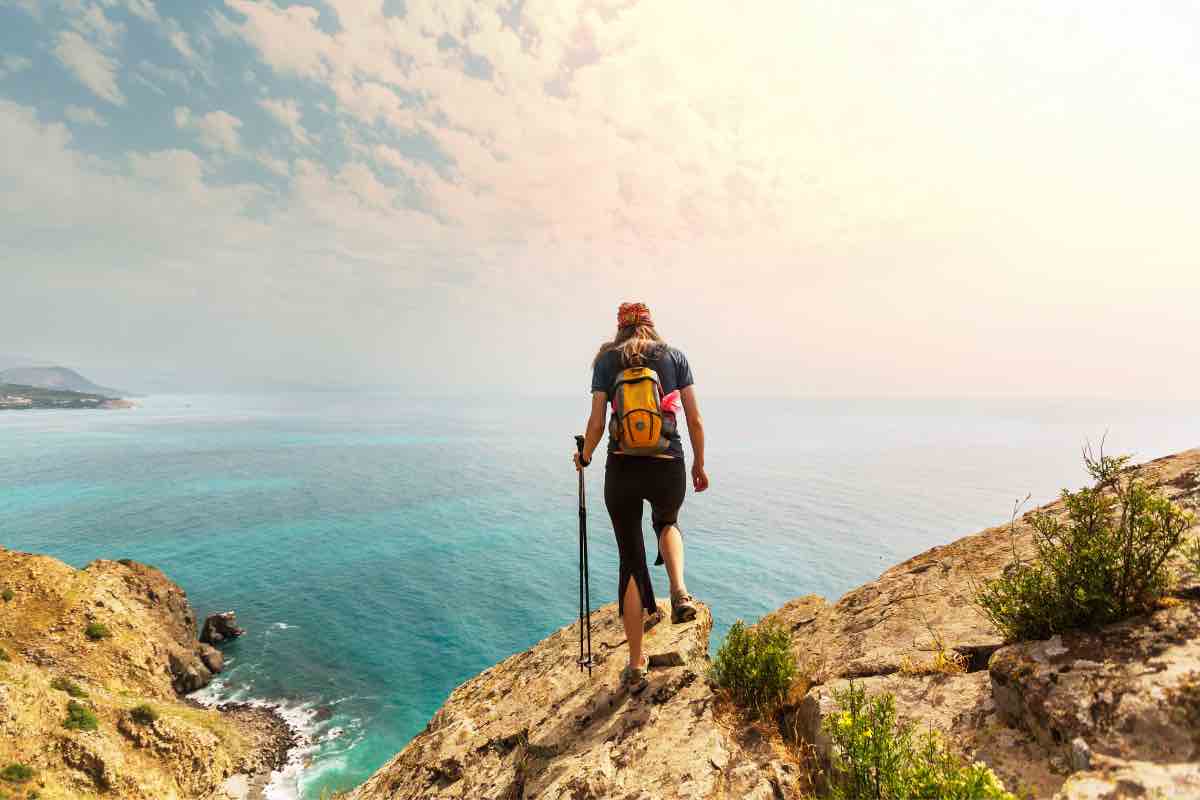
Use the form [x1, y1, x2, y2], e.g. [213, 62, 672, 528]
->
[351, 602, 803, 799]
[0, 549, 295, 799]
[352, 448, 1200, 799]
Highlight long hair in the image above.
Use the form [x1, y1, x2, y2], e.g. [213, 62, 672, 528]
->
[593, 323, 665, 369]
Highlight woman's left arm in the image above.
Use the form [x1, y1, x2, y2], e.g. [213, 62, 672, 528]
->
[574, 391, 607, 470]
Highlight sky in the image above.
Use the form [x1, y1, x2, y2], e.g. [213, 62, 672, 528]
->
[1, 0, 1198, 395]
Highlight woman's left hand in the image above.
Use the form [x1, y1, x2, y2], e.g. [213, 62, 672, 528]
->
[573, 451, 589, 471]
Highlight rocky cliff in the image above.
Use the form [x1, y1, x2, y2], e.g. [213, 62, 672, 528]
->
[0, 550, 291, 799]
[349, 602, 802, 800]
[352, 448, 1200, 800]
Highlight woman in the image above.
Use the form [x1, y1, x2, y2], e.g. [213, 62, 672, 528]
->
[573, 301, 709, 690]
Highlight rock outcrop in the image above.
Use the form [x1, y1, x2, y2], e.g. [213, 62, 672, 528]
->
[773, 447, 1200, 799]
[0, 549, 293, 799]
[201, 611, 246, 645]
[989, 601, 1200, 798]
[351, 602, 806, 800]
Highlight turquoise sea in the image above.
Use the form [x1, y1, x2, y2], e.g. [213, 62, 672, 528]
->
[1, 394, 1196, 797]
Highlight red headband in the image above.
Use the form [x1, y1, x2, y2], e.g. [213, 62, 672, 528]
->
[617, 302, 653, 328]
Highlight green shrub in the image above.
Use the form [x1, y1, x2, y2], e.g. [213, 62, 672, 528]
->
[64, 699, 99, 731]
[709, 619, 796, 716]
[975, 447, 1194, 641]
[0, 763, 33, 783]
[1183, 537, 1200, 577]
[130, 704, 159, 725]
[0, 647, 9, 662]
[84, 622, 111, 641]
[1, 589, 13, 603]
[823, 682, 1015, 800]
[51, 676, 88, 698]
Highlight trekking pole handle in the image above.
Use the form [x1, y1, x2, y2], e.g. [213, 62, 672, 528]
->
[574, 435, 585, 454]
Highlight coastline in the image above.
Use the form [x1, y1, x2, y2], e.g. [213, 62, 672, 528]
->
[0, 381, 138, 410]
[200, 701, 304, 800]
[0, 549, 313, 799]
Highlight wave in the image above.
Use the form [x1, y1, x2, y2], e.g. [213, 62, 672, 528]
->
[192, 679, 364, 800]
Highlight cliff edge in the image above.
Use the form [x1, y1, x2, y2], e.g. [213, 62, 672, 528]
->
[352, 448, 1200, 799]
[0, 550, 291, 799]
[351, 602, 802, 799]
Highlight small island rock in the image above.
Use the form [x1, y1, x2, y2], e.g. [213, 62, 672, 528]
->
[201, 611, 246, 645]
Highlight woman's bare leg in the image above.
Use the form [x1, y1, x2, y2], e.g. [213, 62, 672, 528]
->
[658, 525, 688, 596]
[622, 576, 647, 669]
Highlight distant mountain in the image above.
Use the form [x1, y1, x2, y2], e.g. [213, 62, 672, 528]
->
[0, 366, 126, 398]
[0, 354, 48, 371]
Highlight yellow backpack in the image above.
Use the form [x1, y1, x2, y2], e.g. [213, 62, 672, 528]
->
[609, 367, 674, 455]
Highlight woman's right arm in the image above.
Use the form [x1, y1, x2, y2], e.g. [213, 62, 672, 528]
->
[574, 391, 608, 471]
[680, 386, 708, 492]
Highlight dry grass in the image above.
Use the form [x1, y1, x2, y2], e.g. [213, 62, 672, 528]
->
[160, 702, 248, 752]
[899, 582, 969, 676]
[898, 647, 968, 676]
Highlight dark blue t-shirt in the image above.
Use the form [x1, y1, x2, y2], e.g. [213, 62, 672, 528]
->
[591, 345, 694, 459]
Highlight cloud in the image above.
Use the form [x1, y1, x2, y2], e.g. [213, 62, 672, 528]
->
[257, 153, 290, 176]
[67, 1, 125, 50]
[134, 59, 189, 94]
[0, 55, 33, 79]
[258, 97, 311, 146]
[174, 106, 243, 154]
[0, 98, 474, 386]
[64, 104, 107, 126]
[122, 0, 161, 24]
[127, 148, 208, 188]
[213, 0, 803, 245]
[166, 24, 198, 62]
[5, 4, 1200, 394]
[53, 30, 126, 105]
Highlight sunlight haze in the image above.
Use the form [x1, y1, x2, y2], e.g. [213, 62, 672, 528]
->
[1, 1, 1197, 395]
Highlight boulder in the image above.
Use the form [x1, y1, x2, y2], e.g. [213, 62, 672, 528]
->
[167, 644, 213, 695]
[1055, 754, 1200, 799]
[201, 611, 246, 645]
[198, 643, 225, 674]
[990, 599, 1200, 766]
[350, 601, 806, 800]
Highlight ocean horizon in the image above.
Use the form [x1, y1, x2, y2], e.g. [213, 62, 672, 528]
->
[2, 392, 1196, 797]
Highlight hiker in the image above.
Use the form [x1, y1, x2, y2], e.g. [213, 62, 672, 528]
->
[573, 301, 709, 689]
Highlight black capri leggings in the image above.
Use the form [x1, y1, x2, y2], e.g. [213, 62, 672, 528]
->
[603, 454, 687, 616]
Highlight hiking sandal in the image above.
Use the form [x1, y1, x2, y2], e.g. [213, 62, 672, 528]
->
[670, 591, 697, 624]
[620, 662, 648, 693]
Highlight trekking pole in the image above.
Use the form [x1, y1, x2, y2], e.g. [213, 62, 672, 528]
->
[575, 435, 593, 676]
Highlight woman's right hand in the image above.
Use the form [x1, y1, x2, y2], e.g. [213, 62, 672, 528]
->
[573, 451, 589, 471]
[691, 462, 709, 492]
